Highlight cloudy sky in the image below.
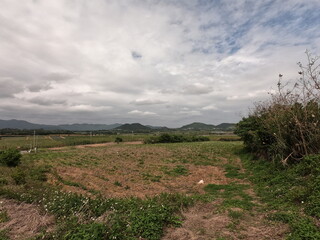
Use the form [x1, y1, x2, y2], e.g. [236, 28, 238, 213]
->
[1, 0, 320, 127]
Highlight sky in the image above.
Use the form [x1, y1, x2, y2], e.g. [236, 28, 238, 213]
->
[0, 0, 320, 127]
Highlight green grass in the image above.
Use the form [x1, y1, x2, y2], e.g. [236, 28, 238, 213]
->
[162, 165, 189, 176]
[228, 209, 244, 219]
[204, 183, 254, 211]
[0, 229, 10, 240]
[0, 210, 9, 223]
[240, 152, 320, 239]
[224, 164, 246, 179]
[0, 134, 148, 150]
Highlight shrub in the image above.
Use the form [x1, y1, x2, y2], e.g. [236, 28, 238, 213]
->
[115, 137, 123, 144]
[144, 133, 209, 144]
[236, 51, 320, 164]
[0, 149, 22, 167]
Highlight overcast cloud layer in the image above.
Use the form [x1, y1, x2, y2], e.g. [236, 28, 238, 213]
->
[1, 0, 320, 127]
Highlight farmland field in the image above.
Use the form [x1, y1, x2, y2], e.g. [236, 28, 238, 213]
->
[0, 140, 318, 239]
[0, 134, 147, 150]
[0, 133, 240, 150]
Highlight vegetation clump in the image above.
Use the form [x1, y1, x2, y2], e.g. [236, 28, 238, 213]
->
[114, 137, 123, 144]
[144, 133, 209, 144]
[0, 148, 21, 167]
[236, 51, 320, 164]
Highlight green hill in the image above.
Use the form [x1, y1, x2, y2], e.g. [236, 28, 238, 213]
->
[115, 123, 151, 131]
[215, 123, 236, 130]
[180, 122, 216, 130]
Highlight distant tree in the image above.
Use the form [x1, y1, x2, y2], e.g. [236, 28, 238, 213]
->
[115, 137, 123, 144]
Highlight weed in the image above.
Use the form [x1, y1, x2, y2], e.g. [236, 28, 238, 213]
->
[268, 212, 320, 239]
[228, 209, 244, 219]
[0, 210, 9, 223]
[222, 199, 254, 210]
[0, 178, 8, 186]
[163, 165, 189, 176]
[11, 169, 26, 185]
[224, 164, 246, 179]
[114, 181, 122, 187]
[0, 229, 9, 240]
[142, 173, 162, 182]
[63, 223, 107, 240]
[240, 152, 320, 238]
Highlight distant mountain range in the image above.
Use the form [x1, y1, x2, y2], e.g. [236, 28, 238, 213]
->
[0, 119, 121, 131]
[180, 122, 235, 131]
[0, 119, 236, 131]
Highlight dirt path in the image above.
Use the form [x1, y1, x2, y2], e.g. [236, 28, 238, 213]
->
[49, 140, 143, 150]
[162, 202, 288, 240]
[161, 158, 289, 240]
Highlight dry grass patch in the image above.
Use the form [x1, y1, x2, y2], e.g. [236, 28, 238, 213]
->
[0, 199, 55, 240]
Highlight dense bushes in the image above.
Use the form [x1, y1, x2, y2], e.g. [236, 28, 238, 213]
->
[144, 133, 209, 144]
[0, 149, 21, 167]
[236, 51, 320, 164]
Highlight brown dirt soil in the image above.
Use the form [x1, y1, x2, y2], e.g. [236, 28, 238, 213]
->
[48, 144, 236, 198]
[49, 141, 143, 150]
[53, 164, 232, 198]
[0, 199, 55, 240]
[162, 202, 289, 240]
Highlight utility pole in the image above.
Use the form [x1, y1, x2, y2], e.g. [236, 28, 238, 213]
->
[33, 130, 37, 153]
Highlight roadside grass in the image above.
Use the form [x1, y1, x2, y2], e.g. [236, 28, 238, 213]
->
[240, 152, 320, 239]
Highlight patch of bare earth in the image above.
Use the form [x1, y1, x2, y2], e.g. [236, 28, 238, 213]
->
[0, 199, 55, 240]
[46, 144, 288, 239]
[162, 202, 289, 240]
[47, 144, 235, 198]
[49, 141, 143, 150]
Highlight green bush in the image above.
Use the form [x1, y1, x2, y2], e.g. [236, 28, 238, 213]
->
[144, 133, 209, 144]
[115, 137, 123, 144]
[0, 149, 22, 167]
[235, 52, 320, 164]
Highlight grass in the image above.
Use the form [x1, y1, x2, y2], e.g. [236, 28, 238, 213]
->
[0, 134, 240, 151]
[1, 139, 318, 239]
[0, 229, 9, 240]
[0, 141, 244, 239]
[0, 210, 9, 223]
[204, 183, 254, 210]
[240, 152, 320, 239]
[0, 134, 148, 150]
[162, 165, 189, 176]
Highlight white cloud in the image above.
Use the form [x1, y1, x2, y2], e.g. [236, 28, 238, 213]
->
[202, 105, 218, 111]
[0, 0, 319, 126]
[128, 110, 157, 116]
[131, 99, 167, 105]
